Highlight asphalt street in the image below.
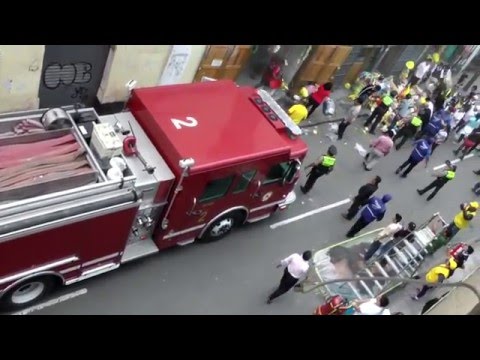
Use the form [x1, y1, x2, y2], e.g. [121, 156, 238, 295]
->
[15, 100, 480, 315]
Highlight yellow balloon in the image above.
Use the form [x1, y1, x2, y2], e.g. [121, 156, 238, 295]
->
[406, 61, 415, 70]
[420, 97, 426, 105]
[344, 82, 351, 89]
[433, 53, 440, 63]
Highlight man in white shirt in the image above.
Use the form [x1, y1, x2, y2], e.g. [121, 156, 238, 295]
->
[363, 213, 403, 261]
[408, 60, 433, 87]
[353, 295, 391, 315]
[267, 250, 312, 304]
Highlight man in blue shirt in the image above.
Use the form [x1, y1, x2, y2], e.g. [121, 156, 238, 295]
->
[346, 194, 393, 238]
[395, 138, 433, 178]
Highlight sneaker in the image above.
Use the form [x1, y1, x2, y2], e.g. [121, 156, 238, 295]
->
[416, 189, 423, 195]
[400, 174, 407, 178]
[395, 168, 401, 174]
[411, 296, 419, 301]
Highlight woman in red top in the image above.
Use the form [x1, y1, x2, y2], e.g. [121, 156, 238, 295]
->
[307, 82, 333, 118]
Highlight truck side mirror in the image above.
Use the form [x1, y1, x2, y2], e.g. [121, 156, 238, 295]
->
[282, 160, 301, 185]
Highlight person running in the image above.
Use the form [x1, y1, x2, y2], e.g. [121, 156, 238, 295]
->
[301, 145, 337, 194]
[346, 194, 392, 238]
[342, 176, 382, 220]
[337, 97, 363, 140]
[416, 161, 456, 201]
[306, 82, 333, 118]
[453, 127, 480, 160]
[411, 257, 458, 300]
[395, 138, 433, 178]
[363, 130, 394, 170]
[267, 250, 312, 304]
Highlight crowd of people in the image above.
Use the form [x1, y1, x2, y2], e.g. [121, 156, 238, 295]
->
[263, 55, 479, 315]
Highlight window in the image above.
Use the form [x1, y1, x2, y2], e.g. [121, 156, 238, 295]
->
[199, 176, 234, 203]
[233, 170, 256, 194]
[262, 162, 289, 185]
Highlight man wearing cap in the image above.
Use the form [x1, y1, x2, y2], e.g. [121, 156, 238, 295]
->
[416, 161, 457, 201]
[301, 145, 337, 194]
[346, 194, 392, 238]
[395, 138, 433, 178]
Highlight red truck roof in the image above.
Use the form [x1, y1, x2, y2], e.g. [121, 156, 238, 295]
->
[128, 80, 306, 175]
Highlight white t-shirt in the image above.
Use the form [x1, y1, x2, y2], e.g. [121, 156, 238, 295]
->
[415, 62, 431, 79]
[375, 223, 403, 240]
[280, 253, 310, 279]
[355, 299, 391, 315]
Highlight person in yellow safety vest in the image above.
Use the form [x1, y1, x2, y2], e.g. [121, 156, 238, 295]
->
[287, 97, 309, 125]
[445, 201, 479, 239]
[393, 115, 423, 150]
[364, 91, 398, 134]
[412, 257, 458, 300]
[416, 160, 457, 201]
[301, 145, 337, 194]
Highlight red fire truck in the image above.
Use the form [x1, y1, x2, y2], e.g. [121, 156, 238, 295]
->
[0, 80, 308, 310]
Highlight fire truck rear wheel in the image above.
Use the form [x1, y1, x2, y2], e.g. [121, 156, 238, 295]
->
[198, 211, 246, 243]
[1, 276, 57, 310]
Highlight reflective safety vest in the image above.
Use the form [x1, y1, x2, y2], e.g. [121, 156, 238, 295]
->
[426, 264, 452, 283]
[382, 95, 394, 107]
[454, 207, 477, 229]
[445, 170, 456, 180]
[321, 155, 336, 167]
[411, 116, 422, 127]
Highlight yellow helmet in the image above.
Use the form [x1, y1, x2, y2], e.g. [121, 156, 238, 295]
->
[432, 53, 440, 63]
[299, 87, 309, 98]
[420, 97, 427, 105]
[469, 201, 479, 209]
[344, 82, 351, 89]
[447, 257, 458, 270]
[406, 61, 415, 70]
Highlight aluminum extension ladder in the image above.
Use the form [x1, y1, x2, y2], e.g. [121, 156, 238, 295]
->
[338, 214, 446, 300]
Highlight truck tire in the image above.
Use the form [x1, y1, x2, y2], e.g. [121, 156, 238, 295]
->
[198, 211, 246, 243]
[1, 276, 56, 311]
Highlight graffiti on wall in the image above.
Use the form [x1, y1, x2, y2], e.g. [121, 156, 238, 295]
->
[42, 62, 93, 102]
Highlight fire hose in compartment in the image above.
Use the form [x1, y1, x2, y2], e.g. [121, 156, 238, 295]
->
[0, 132, 98, 202]
[0, 189, 138, 238]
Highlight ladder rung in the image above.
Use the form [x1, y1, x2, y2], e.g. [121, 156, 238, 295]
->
[364, 268, 383, 290]
[392, 248, 416, 273]
[374, 261, 390, 277]
[347, 282, 363, 299]
[357, 277, 375, 297]
[402, 247, 419, 265]
[384, 255, 402, 276]
[405, 241, 424, 260]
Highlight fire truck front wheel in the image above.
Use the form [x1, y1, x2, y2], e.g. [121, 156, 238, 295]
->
[1, 276, 57, 310]
[198, 211, 246, 243]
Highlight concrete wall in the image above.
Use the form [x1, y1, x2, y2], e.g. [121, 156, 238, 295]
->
[97, 45, 207, 104]
[0, 45, 45, 112]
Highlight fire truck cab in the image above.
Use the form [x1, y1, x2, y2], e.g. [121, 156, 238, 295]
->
[0, 80, 307, 310]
